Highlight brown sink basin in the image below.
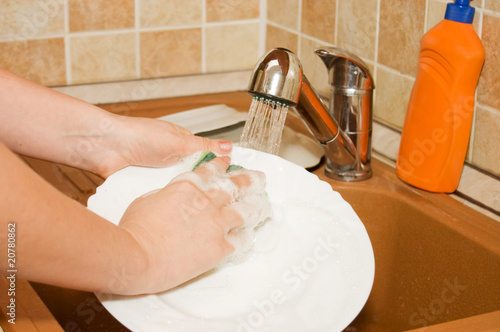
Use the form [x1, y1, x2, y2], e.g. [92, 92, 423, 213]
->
[2, 92, 498, 331]
[314, 159, 500, 331]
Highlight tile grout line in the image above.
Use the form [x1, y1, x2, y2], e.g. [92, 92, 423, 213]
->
[377, 62, 417, 81]
[259, 0, 267, 55]
[297, 0, 303, 56]
[0, 18, 262, 43]
[476, 102, 500, 114]
[468, 0, 485, 162]
[424, 0, 430, 33]
[201, 0, 207, 73]
[334, 0, 339, 45]
[373, 0, 381, 90]
[266, 20, 335, 50]
[135, 0, 141, 78]
[63, 0, 71, 84]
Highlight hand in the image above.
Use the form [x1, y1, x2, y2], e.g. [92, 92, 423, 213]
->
[99, 116, 233, 178]
[0, 69, 231, 178]
[117, 156, 266, 294]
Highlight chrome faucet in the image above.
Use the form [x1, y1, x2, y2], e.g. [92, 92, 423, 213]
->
[247, 47, 375, 181]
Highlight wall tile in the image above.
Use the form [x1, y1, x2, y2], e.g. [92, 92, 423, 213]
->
[267, 0, 299, 30]
[206, 0, 259, 22]
[426, 0, 448, 32]
[70, 33, 136, 84]
[299, 37, 375, 102]
[427, 0, 481, 32]
[301, 0, 336, 44]
[0, 0, 65, 40]
[206, 23, 260, 72]
[337, 0, 377, 61]
[470, 0, 482, 8]
[378, 0, 426, 77]
[484, 0, 500, 12]
[266, 24, 298, 54]
[0, 38, 65, 86]
[477, 14, 500, 110]
[141, 29, 202, 78]
[299, 37, 330, 97]
[140, 0, 202, 28]
[68, 0, 134, 32]
[472, 105, 500, 176]
[374, 67, 414, 129]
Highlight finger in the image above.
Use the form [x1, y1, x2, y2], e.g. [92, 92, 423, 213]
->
[202, 171, 252, 204]
[204, 187, 233, 207]
[170, 122, 192, 135]
[200, 136, 233, 155]
[204, 170, 266, 204]
[228, 172, 252, 188]
[225, 227, 255, 261]
[188, 136, 233, 155]
[227, 170, 266, 199]
[221, 205, 244, 230]
[213, 139, 233, 154]
[194, 156, 231, 181]
[230, 198, 272, 229]
[169, 157, 232, 193]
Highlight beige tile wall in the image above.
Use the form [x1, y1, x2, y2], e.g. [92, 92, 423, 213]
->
[0, 0, 498, 176]
[266, 0, 500, 177]
[0, 0, 261, 85]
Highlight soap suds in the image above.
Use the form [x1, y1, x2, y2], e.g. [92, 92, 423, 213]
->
[223, 178, 272, 264]
[174, 152, 273, 265]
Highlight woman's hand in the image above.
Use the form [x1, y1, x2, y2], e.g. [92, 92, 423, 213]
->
[117, 156, 265, 294]
[0, 68, 232, 178]
[97, 116, 233, 178]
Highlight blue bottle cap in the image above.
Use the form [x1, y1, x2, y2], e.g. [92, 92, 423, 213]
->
[445, 0, 475, 23]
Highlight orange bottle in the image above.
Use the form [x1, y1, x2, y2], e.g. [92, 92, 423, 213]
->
[396, 0, 485, 193]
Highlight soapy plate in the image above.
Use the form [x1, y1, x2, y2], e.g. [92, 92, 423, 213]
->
[87, 147, 374, 332]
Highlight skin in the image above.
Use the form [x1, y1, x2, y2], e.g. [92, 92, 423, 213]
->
[0, 69, 264, 295]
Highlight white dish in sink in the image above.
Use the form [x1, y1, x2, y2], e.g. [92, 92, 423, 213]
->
[157, 104, 325, 169]
[87, 147, 374, 332]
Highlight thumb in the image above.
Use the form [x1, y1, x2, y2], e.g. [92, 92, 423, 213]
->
[190, 135, 233, 155]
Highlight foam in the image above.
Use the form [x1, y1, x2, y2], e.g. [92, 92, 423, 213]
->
[224, 188, 272, 264]
[174, 153, 272, 265]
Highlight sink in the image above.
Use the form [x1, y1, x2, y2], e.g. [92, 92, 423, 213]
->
[317, 159, 500, 331]
[13, 92, 499, 331]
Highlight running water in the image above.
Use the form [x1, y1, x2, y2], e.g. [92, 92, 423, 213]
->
[239, 97, 289, 155]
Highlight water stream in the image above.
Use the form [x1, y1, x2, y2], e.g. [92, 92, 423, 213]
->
[239, 97, 289, 155]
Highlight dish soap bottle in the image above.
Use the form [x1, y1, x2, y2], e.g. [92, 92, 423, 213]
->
[396, 0, 485, 193]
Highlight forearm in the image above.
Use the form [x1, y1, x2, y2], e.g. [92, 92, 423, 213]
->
[0, 143, 146, 294]
[0, 68, 127, 176]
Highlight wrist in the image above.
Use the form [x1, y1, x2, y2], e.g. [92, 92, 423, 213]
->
[81, 113, 132, 178]
[105, 226, 151, 295]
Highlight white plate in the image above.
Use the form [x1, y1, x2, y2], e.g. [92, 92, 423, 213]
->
[87, 147, 374, 332]
[156, 104, 248, 134]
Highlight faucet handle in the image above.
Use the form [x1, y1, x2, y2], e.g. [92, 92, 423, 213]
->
[315, 47, 374, 91]
[314, 47, 374, 179]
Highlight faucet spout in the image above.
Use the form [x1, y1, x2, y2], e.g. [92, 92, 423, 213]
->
[248, 48, 374, 181]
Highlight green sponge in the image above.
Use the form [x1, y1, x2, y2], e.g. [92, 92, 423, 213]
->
[226, 164, 244, 172]
[192, 151, 244, 172]
[192, 151, 217, 171]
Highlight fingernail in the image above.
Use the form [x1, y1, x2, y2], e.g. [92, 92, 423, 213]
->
[220, 140, 232, 152]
